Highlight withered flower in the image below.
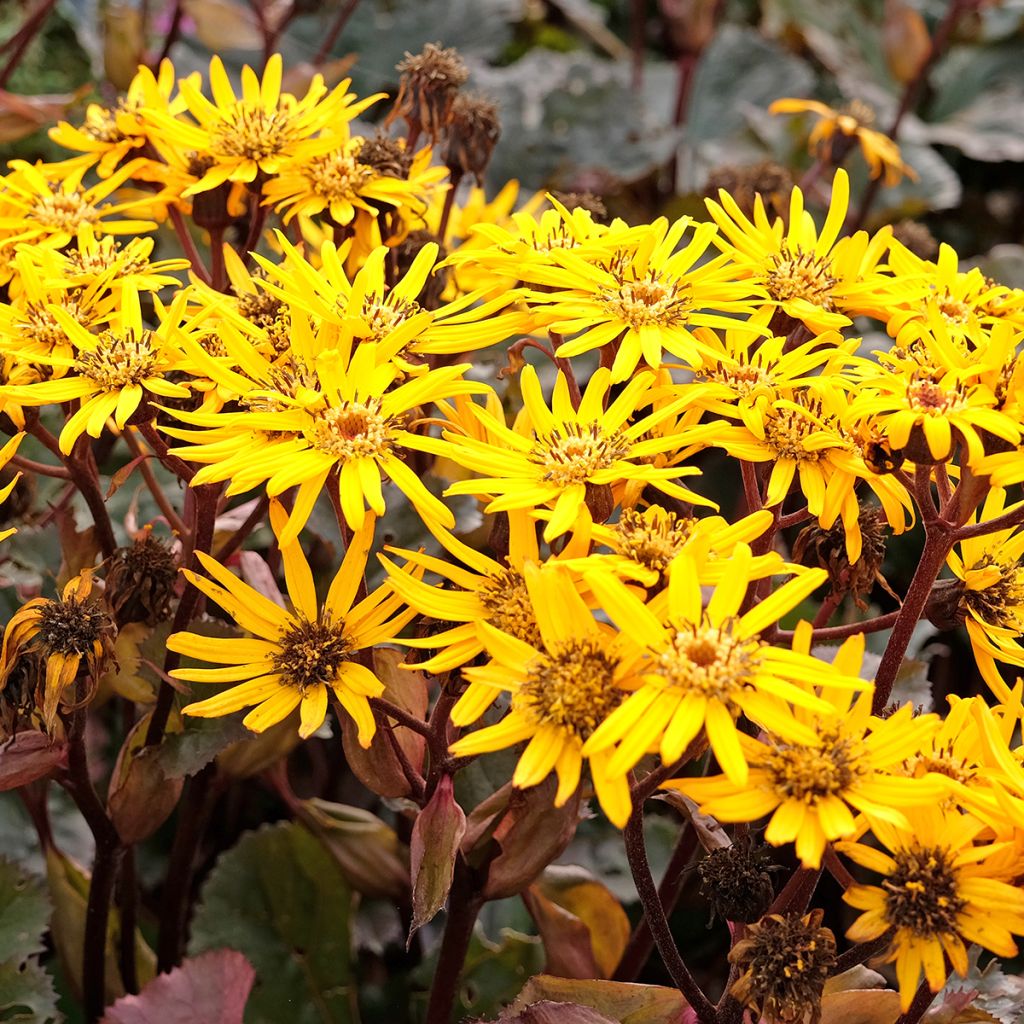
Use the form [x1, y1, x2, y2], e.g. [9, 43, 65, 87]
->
[445, 92, 500, 183]
[105, 527, 179, 626]
[0, 571, 116, 728]
[729, 909, 837, 1024]
[389, 42, 468, 144]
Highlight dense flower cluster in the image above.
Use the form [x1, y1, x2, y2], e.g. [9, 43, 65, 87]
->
[3, 52, 1024, 1022]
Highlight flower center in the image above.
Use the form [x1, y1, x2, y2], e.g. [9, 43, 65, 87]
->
[31, 190, 99, 231]
[74, 329, 161, 388]
[67, 237, 151, 277]
[699, 360, 773, 401]
[905, 747, 975, 787]
[764, 246, 837, 306]
[760, 732, 860, 801]
[81, 105, 127, 143]
[305, 400, 396, 460]
[933, 289, 972, 325]
[477, 568, 543, 647]
[614, 508, 697, 573]
[534, 424, 630, 487]
[962, 558, 1024, 632]
[517, 639, 623, 739]
[906, 378, 967, 415]
[272, 616, 351, 692]
[656, 620, 763, 702]
[601, 271, 693, 328]
[20, 297, 92, 349]
[305, 151, 374, 203]
[358, 294, 422, 342]
[762, 401, 832, 461]
[210, 104, 302, 161]
[883, 846, 965, 936]
[35, 596, 110, 657]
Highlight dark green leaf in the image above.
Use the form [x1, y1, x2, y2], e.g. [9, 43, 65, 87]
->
[0, 860, 51, 964]
[188, 822, 355, 1024]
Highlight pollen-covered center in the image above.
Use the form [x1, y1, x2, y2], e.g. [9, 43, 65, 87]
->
[67, 237, 152, 278]
[31, 190, 100, 232]
[905, 745, 976, 787]
[273, 616, 352, 693]
[534, 423, 630, 486]
[20, 297, 95, 350]
[305, 399, 397, 460]
[883, 845, 965, 936]
[210, 104, 302, 161]
[81, 105, 128, 143]
[518, 638, 623, 739]
[907, 377, 967, 415]
[932, 289, 973, 326]
[601, 270, 694, 328]
[657, 620, 762, 702]
[615, 508, 697, 573]
[74, 329, 161, 388]
[699, 360, 773, 401]
[358, 294, 423, 342]
[35, 597, 109, 656]
[478, 568, 543, 647]
[961, 557, 1024, 632]
[764, 245, 837, 307]
[305, 151, 374, 204]
[761, 732, 860, 801]
[762, 400, 832, 462]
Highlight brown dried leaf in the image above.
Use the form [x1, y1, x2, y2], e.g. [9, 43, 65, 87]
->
[0, 731, 67, 791]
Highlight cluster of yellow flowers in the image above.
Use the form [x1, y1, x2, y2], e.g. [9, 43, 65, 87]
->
[3, 53, 1024, 1015]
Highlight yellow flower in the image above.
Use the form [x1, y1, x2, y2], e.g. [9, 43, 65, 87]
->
[0, 571, 115, 728]
[668, 636, 945, 868]
[146, 54, 381, 194]
[848, 360, 1021, 467]
[447, 563, 645, 827]
[840, 807, 1024, 1011]
[0, 159, 160, 259]
[561, 506, 779, 589]
[520, 216, 762, 381]
[2, 283, 196, 454]
[164, 315, 484, 543]
[173, 507, 413, 740]
[581, 548, 854, 786]
[380, 508, 546, 674]
[264, 126, 447, 230]
[48, 59, 189, 178]
[421, 364, 713, 543]
[705, 168, 895, 333]
[256, 233, 527, 359]
[883, 241, 1024, 346]
[769, 97, 916, 186]
[947, 488, 1024, 701]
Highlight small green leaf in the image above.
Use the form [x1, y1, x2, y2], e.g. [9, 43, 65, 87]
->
[0, 860, 51, 965]
[188, 822, 356, 1024]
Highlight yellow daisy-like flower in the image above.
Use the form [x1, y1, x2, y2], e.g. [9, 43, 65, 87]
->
[884, 241, 1024, 346]
[2, 283, 197, 454]
[667, 637, 945, 868]
[421, 364, 713, 543]
[165, 317, 484, 544]
[448, 563, 646, 828]
[561, 506, 778, 589]
[264, 126, 447, 229]
[947, 488, 1024, 701]
[0, 571, 115, 728]
[48, 59, 189, 178]
[520, 216, 762, 382]
[705, 168, 895, 333]
[172, 507, 413, 740]
[848, 361, 1021, 467]
[0, 159, 160, 259]
[147, 54, 381, 194]
[840, 807, 1024, 1011]
[769, 97, 916, 186]
[580, 548, 854, 786]
[256, 233, 526, 359]
[380, 508, 547, 674]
